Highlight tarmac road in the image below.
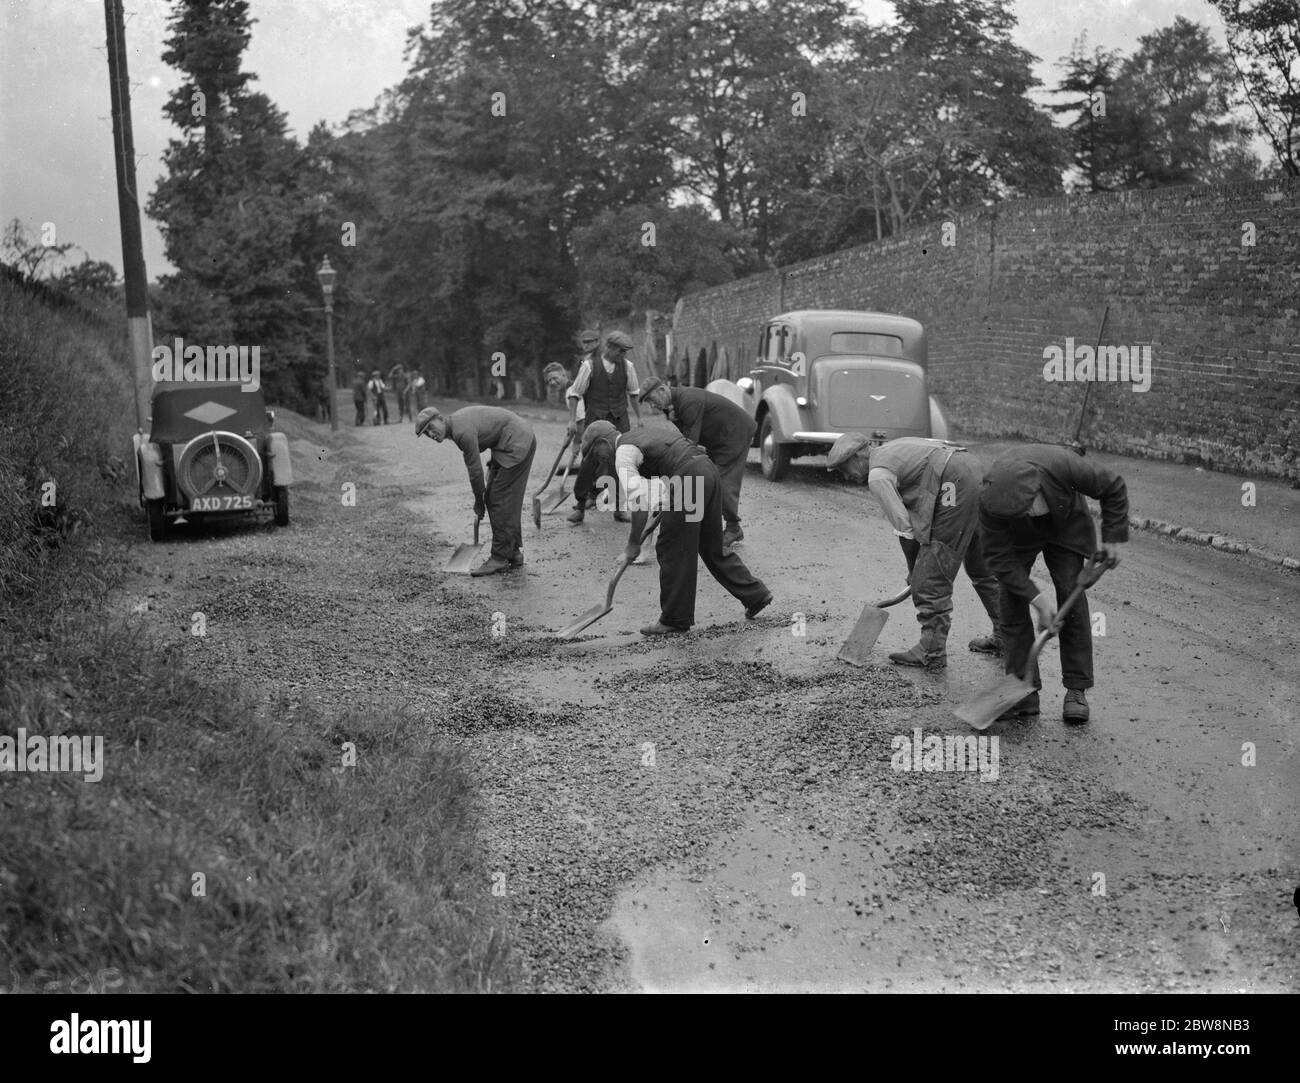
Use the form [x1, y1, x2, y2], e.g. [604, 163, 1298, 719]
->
[122, 402, 1300, 992]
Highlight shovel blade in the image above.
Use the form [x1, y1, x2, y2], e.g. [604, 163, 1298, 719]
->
[555, 603, 612, 640]
[837, 605, 890, 666]
[954, 675, 1036, 731]
[531, 494, 543, 529]
[444, 543, 480, 574]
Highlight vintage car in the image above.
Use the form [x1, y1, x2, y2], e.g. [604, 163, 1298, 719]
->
[132, 380, 293, 541]
[709, 309, 951, 481]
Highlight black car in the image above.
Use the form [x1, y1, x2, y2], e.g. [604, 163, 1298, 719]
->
[132, 381, 293, 541]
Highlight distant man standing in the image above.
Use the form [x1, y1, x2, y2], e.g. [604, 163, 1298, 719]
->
[388, 364, 411, 422]
[827, 434, 1003, 671]
[561, 330, 600, 439]
[352, 369, 368, 427]
[616, 426, 771, 635]
[415, 404, 537, 577]
[640, 378, 755, 551]
[368, 370, 389, 425]
[978, 444, 1128, 724]
[567, 331, 642, 437]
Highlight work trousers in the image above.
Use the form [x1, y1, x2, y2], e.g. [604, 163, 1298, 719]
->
[655, 454, 769, 629]
[905, 453, 1003, 664]
[999, 545, 1094, 691]
[486, 436, 537, 561]
[353, 398, 366, 426]
[373, 394, 388, 425]
[710, 433, 752, 530]
[588, 411, 629, 434]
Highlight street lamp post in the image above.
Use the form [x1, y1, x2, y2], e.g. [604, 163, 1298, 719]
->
[316, 256, 338, 432]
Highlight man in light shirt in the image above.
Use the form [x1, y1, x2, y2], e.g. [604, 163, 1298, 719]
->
[567, 331, 643, 436]
[616, 426, 771, 635]
[827, 434, 1003, 671]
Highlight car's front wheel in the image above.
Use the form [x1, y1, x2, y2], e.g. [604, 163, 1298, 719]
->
[146, 499, 166, 542]
[758, 415, 791, 481]
[273, 486, 289, 527]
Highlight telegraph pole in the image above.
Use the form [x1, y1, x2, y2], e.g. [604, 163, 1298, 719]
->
[104, 0, 154, 432]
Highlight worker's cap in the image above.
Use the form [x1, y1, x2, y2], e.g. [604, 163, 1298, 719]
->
[980, 459, 1040, 517]
[414, 406, 444, 438]
[370, 369, 381, 377]
[605, 331, 634, 351]
[826, 432, 873, 471]
[580, 420, 618, 455]
[577, 329, 600, 349]
[639, 376, 668, 403]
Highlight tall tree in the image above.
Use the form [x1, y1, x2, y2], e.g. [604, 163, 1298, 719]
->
[1212, 0, 1300, 175]
[1049, 39, 1124, 191]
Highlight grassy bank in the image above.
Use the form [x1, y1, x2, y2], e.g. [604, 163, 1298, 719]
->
[0, 275, 510, 992]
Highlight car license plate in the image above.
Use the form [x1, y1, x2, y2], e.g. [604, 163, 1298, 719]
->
[191, 495, 254, 511]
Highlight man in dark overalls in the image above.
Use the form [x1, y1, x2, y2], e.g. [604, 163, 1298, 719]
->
[415, 404, 537, 577]
[616, 426, 772, 635]
[827, 434, 1003, 671]
[978, 444, 1128, 724]
[566, 331, 642, 437]
[640, 378, 755, 551]
[351, 370, 368, 427]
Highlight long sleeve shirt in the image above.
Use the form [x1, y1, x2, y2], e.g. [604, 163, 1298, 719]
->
[569, 355, 641, 399]
[445, 405, 535, 499]
[865, 437, 964, 542]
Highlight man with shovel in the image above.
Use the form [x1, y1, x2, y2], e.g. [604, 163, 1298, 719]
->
[415, 404, 537, 577]
[565, 420, 630, 525]
[827, 434, 1004, 671]
[639, 378, 756, 552]
[616, 426, 772, 635]
[978, 444, 1128, 724]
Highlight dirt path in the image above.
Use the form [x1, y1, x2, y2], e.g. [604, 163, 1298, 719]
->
[117, 408, 1300, 992]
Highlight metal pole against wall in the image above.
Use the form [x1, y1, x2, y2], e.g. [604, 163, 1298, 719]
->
[104, 0, 154, 433]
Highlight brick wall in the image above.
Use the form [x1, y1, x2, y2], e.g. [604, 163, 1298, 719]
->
[672, 178, 1300, 480]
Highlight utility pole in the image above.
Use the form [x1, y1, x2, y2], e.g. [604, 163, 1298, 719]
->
[104, 0, 154, 432]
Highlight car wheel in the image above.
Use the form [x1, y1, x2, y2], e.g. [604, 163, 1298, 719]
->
[146, 499, 166, 542]
[273, 486, 289, 527]
[758, 415, 790, 481]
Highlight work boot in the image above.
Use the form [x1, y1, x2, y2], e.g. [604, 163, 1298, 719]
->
[994, 690, 1040, 722]
[566, 507, 585, 525]
[722, 525, 744, 548]
[968, 634, 1003, 656]
[470, 556, 510, 577]
[585, 495, 598, 510]
[640, 622, 688, 636]
[508, 549, 525, 567]
[1063, 689, 1090, 724]
[888, 643, 946, 671]
[745, 590, 773, 620]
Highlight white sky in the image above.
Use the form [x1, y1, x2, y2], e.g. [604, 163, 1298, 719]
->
[0, 0, 1234, 279]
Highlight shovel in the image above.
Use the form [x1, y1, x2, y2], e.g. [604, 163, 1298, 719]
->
[555, 512, 662, 639]
[531, 431, 574, 528]
[444, 473, 494, 574]
[544, 440, 582, 515]
[836, 586, 913, 667]
[955, 554, 1109, 730]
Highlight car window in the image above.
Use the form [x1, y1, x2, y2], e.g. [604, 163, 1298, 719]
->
[765, 326, 784, 364]
[830, 332, 904, 356]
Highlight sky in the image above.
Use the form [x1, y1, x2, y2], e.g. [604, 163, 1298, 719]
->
[0, 0, 1240, 280]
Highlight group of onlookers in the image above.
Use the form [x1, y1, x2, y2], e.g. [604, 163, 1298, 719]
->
[353, 365, 428, 426]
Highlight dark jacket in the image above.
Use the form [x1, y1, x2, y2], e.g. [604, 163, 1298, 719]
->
[668, 387, 756, 455]
[979, 444, 1129, 602]
[616, 425, 706, 479]
[446, 405, 535, 499]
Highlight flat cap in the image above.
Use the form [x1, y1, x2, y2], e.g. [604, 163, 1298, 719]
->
[578, 329, 600, 349]
[605, 331, 634, 351]
[826, 432, 873, 471]
[414, 406, 443, 438]
[580, 419, 618, 455]
[639, 376, 667, 403]
[980, 459, 1040, 517]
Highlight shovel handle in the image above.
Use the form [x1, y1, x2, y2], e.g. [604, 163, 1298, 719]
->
[536, 431, 574, 492]
[876, 586, 912, 608]
[1022, 553, 1108, 670]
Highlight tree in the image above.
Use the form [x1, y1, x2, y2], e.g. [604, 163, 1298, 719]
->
[1109, 16, 1261, 187]
[1, 219, 74, 281]
[58, 259, 120, 298]
[1212, 0, 1300, 175]
[1049, 39, 1124, 191]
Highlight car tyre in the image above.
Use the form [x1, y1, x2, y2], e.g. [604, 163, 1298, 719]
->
[146, 498, 166, 542]
[758, 414, 790, 481]
[273, 486, 289, 527]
